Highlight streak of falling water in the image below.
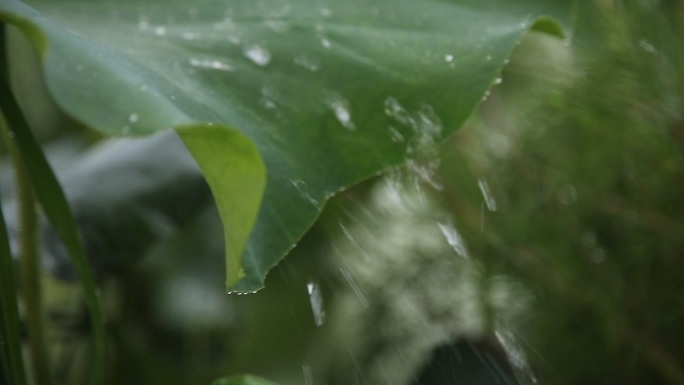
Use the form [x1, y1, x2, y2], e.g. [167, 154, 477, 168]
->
[478, 179, 498, 211]
[307, 280, 326, 326]
[495, 327, 538, 384]
[339, 223, 371, 261]
[339, 267, 369, 308]
[303, 363, 314, 385]
[437, 221, 469, 259]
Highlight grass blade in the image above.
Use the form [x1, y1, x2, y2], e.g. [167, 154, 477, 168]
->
[0, 79, 105, 385]
[0, 114, 27, 384]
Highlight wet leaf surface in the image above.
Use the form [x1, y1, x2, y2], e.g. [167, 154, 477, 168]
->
[0, 0, 571, 291]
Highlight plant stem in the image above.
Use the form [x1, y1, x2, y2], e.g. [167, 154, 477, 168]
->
[0, 78, 106, 385]
[0, 109, 52, 385]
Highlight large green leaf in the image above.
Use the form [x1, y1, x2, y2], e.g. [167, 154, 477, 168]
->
[0, 0, 572, 292]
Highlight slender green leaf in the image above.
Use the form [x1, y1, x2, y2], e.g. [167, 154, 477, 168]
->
[0, 115, 26, 385]
[0, 80, 105, 385]
[0, 0, 573, 291]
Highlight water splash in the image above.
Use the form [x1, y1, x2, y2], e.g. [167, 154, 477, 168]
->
[307, 280, 326, 326]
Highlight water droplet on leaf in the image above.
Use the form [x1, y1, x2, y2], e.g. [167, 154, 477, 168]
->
[326, 97, 356, 130]
[154, 26, 167, 37]
[243, 44, 271, 66]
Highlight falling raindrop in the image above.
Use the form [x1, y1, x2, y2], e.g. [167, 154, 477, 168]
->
[437, 221, 469, 259]
[444, 54, 454, 63]
[478, 179, 498, 211]
[495, 327, 538, 384]
[128, 113, 139, 123]
[307, 280, 326, 326]
[320, 8, 333, 18]
[243, 44, 271, 66]
[340, 268, 369, 308]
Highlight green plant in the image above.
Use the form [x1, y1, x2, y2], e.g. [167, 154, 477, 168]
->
[8, 1, 681, 385]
